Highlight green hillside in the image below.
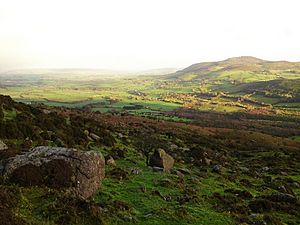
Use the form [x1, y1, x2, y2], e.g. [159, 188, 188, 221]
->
[169, 56, 300, 82]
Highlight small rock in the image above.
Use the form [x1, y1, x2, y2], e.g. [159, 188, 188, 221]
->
[169, 144, 178, 150]
[291, 182, 300, 188]
[0, 140, 8, 151]
[123, 216, 133, 222]
[212, 164, 223, 173]
[278, 185, 287, 193]
[204, 158, 212, 166]
[152, 166, 164, 172]
[149, 148, 174, 172]
[42, 109, 51, 114]
[106, 156, 116, 167]
[180, 147, 190, 152]
[90, 133, 101, 141]
[261, 166, 270, 173]
[130, 168, 142, 175]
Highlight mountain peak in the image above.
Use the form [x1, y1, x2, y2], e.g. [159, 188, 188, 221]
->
[224, 56, 264, 64]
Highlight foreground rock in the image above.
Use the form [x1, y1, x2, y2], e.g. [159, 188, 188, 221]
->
[2, 146, 105, 200]
[149, 149, 174, 172]
[0, 140, 8, 151]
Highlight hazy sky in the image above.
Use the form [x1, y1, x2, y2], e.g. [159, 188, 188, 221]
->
[0, 0, 300, 71]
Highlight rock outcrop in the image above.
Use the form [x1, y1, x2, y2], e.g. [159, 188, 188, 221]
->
[149, 149, 174, 172]
[2, 146, 105, 200]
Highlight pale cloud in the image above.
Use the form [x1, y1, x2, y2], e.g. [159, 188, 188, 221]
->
[0, 0, 299, 71]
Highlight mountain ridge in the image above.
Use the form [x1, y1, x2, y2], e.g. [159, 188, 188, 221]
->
[169, 56, 300, 81]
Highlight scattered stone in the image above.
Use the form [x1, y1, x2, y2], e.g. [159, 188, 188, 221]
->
[130, 168, 142, 175]
[106, 156, 116, 167]
[291, 182, 300, 188]
[261, 166, 270, 173]
[280, 171, 288, 176]
[180, 147, 190, 152]
[204, 158, 212, 166]
[123, 215, 133, 222]
[42, 109, 51, 114]
[152, 166, 164, 172]
[212, 164, 223, 173]
[117, 133, 124, 138]
[149, 149, 174, 172]
[0, 140, 8, 151]
[169, 144, 178, 151]
[278, 185, 287, 193]
[90, 133, 101, 141]
[2, 146, 105, 200]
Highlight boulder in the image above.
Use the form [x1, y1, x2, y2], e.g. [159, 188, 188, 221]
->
[2, 146, 105, 200]
[0, 140, 8, 151]
[149, 149, 174, 172]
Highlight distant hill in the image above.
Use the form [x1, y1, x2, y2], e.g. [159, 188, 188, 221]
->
[168, 56, 300, 82]
[1, 68, 179, 77]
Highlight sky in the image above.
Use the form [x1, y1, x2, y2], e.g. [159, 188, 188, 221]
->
[0, 0, 300, 71]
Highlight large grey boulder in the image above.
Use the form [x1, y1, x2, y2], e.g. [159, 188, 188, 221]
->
[0, 140, 8, 151]
[2, 146, 105, 200]
[149, 148, 174, 172]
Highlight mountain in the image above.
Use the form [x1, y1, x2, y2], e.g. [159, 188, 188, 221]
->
[168, 56, 300, 82]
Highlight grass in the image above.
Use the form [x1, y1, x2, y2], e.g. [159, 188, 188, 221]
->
[291, 136, 300, 142]
[4, 109, 17, 120]
[95, 157, 235, 225]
